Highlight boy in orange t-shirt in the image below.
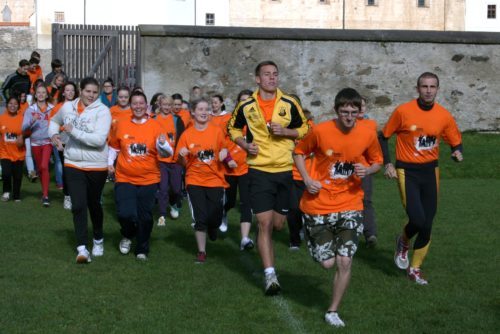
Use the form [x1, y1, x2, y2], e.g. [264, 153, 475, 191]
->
[293, 88, 382, 328]
[176, 98, 228, 264]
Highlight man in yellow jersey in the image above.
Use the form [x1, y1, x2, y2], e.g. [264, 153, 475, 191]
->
[228, 61, 309, 295]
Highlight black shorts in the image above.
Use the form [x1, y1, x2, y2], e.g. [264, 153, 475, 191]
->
[248, 168, 293, 215]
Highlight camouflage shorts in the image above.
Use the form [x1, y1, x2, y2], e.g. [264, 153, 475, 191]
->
[303, 210, 364, 262]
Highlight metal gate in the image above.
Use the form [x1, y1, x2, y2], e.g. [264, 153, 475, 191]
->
[51, 24, 140, 88]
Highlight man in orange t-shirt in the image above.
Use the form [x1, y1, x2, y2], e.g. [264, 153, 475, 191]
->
[379, 72, 463, 285]
[293, 88, 382, 328]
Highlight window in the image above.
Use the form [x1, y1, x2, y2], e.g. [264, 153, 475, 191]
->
[487, 5, 497, 19]
[367, 0, 376, 6]
[205, 13, 215, 26]
[54, 11, 65, 23]
[417, 0, 427, 8]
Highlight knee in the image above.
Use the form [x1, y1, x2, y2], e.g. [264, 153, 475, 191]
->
[336, 256, 353, 272]
[321, 258, 336, 269]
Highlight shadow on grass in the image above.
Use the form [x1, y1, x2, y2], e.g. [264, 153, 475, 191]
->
[355, 245, 400, 277]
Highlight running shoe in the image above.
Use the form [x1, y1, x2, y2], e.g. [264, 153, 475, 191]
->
[407, 267, 428, 285]
[136, 253, 148, 261]
[63, 196, 72, 210]
[394, 235, 410, 270]
[76, 247, 91, 264]
[42, 197, 50, 207]
[324, 311, 345, 327]
[119, 238, 132, 255]
[289, 243, 300, 251]
[219, 213, 228, 232]
[157, 216, 166, 227]
[264, 272, 281, 296]
[170, 205, 179, 219]
[240, 238, 254, 251]
[28, 171, 38, 183]
[195, 251, 206, 264]
[92, 239, 104, 257]
[1, 192, 10, 202]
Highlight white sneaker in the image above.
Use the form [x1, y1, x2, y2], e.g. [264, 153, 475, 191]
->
[407, 267, 429, 285]
[170, 206, 179, 219]
[240, 238, 255, 251]
[63, 196, 72, 210]
[1, 192, 10, 202]
[136, 253, 147, 261]
[92, 239, 104, 257]
[264, 272, 281, 296]
[119, 238, 132, 255]
[325, 311, 345, 327]
[219, 213, 228, 232]
[76, 247, 91, 264]
[157, 216, 166, 227]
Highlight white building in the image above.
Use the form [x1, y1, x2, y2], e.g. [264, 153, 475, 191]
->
[33, 0, 230, 48]
[465, 0, 500, 31]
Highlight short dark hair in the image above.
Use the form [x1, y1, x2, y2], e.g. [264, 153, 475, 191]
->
[417, 72, 439, 87]
[334, 88, 362, 112]
[103, 77, 114, 87]
[29, 57, 40, 65]
[19, 59, 29, 67]
[237, 89, 253, 102]
[30, 51, 41, 59]
[255, 60, 278, 76]
[80, 77, 100, 90]
[51, 59, 63, 70]
[171, 93, 183, 101]
[130, 90, 147, 104]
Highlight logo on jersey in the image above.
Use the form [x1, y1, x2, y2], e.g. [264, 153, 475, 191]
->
[278, 107, 286, 117]
[128, 143, 147, 156]
[329, 161, 355, 180]
[415, 135, 437, 151]
[4, 132, 17, 142]
[167, 132, 175, 143]
[197, 149, 215, 164]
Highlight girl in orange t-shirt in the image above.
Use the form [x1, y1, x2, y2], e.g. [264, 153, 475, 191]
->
[212, 91, 254, 250]
[175, 98, 229, 263]
[0, 97, 26, 201]
[154, 95, 185, 226]
[109, 86, 132, 142]
[109, 91, 172, 260]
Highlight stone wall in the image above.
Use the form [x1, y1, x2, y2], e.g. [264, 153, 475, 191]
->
[0, 26, 52, 90]
[140, 26, 500, 131]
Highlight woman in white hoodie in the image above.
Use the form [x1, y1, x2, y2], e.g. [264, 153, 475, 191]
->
[49, 77, 111, 264]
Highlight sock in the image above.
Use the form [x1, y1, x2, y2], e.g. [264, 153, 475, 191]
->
[264, 267, 275, 275]
[411, 241, 431, 268]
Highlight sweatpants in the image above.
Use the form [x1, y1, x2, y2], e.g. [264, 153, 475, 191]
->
[1, 159, 24, 200]
[187, 185, 224, 232]
[224, 173, 252, 223]
[157, 162, 183, 216]
[31, 144, 52, 197]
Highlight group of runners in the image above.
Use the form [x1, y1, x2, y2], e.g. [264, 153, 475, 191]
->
[0, 58, 463, 328]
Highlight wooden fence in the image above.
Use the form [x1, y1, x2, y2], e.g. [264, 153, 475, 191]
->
[51, 24, 140, 88]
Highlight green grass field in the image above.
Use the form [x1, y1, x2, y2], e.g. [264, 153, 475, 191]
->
[0, 133, 499, 333]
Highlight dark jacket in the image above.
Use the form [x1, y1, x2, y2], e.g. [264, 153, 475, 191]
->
[1, 70, 31, 101]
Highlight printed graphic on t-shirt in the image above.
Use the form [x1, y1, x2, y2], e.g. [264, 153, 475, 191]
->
[329, 161, 355, 180]
[167, 132, 175, 143]
[415, 134, 437, 151]
[4, 132, 18, 142]
[128, 143, 147, 156]
[197, 149, 215, 164]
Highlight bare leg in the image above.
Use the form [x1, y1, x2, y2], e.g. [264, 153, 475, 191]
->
[195, 231, 207, 253]
[240, 221, 251, 239]
[328, 256, 353, 312]
[256, 210, 274, 268]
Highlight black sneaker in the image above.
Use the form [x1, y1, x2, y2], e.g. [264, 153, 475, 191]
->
[42, 197, 50, 207]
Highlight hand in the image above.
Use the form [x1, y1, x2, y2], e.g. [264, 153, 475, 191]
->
[227, 160, 238, 168]
[384, 163, 397, 179]
[108, 165, 115, 174]
[354, 163, 367, 178]
[158, 134, 166, 145]
[51, 134, 64, 151]
[63, 123, 73, 133]
[269, 122, 287, 136]
[451, 150, 463, 162]
[178, 147, 189, 157]
[16, 135, 24, 148]
[304, 178, 322, 195]
[245, 142, 259, 156]
[219, 148, 228, 161]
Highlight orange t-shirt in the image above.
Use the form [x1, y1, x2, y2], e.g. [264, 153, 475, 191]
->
[0, 112, 26, 161]
[109, 106, 132, 139]
[257, 94, 276, 123]
[27, 67, 43, 93]
[382, 99, 462, 164]
[210, 112, 249, 176]
[19, 102, 29, 116]
[294, 120, 383, 214]
[174, 109, 192, 128]
[110, 118, 164, 185]
[175, 123, 228, 188]
[155, 113, 178, 163]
